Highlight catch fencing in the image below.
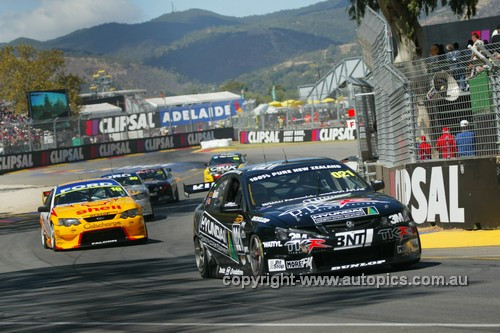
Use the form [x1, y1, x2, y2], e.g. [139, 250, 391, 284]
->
[0, 99, 247, 155]
[357, 7, 500, 167]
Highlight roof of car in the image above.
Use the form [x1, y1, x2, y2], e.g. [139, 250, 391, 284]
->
[101, 172, 139, 178]
[58, 178, 119, 186]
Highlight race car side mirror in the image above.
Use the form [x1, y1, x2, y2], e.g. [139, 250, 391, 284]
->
[204, 163, 209, 166]
[371, 180, 385, 191]
[221, 202, 241, 213]
[38, 206, 50, 213]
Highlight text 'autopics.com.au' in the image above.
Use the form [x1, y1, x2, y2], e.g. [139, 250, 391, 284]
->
[222, 273, 469, 289]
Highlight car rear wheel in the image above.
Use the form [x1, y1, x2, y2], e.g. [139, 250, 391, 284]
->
[249, 234, 265, 277]
[41, 227, 49, 249]
[194, 237, 215, 278]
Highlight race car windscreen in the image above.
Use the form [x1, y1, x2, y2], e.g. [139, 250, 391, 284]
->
[137, 169, 167, 181]
[247, 165, 369, 208]
[54, 185, 128, 206]
[112, 175, 142, 186]
[209, 155, 240, 165]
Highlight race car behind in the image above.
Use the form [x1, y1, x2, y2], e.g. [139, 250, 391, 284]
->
[203, 152, 247, 182]
[101, 172, 154, 220]
[38, 178, 148, 251]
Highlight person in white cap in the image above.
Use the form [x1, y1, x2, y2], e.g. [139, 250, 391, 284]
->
[455, 120, 475, 156]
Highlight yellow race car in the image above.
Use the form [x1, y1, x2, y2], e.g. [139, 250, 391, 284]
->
[203, 153, 247, 182]
[38, 178, 148, 251]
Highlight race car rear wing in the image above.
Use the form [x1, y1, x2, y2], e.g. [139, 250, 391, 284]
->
[183, 182, 213, 198]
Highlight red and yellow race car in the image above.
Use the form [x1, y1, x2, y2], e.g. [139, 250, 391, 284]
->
[38, 178, 148, 251]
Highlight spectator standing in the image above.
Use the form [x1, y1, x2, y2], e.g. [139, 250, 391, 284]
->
[418, 136, 432, 160]
[492, 24, 500, 43]
[436, 127, 457, 159]
[455, 120, 476, 156]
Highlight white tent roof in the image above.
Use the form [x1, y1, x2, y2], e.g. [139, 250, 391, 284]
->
[146, 91, 241, 108]
[80, 103, 123, 118]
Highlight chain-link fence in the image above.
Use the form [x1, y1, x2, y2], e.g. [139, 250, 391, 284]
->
[358, 7, 500, 167]
[1, 99, 250, 154]
[234, 102, 346, 131]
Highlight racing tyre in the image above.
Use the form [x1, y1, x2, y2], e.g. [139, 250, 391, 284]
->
[50, 225, 58, 252]
[194, 237, 216, 278]
[173, 188, 180, 202]
[249, 234, 265, 277]
[41, 227, 49, 249]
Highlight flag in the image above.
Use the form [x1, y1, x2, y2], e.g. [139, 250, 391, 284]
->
[235, 101, 243, 114]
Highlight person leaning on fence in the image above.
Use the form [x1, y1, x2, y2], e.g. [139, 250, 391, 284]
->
[455, 120, 476, 157]
[436, 127, 458, 159]
[418, 135, 432, 160]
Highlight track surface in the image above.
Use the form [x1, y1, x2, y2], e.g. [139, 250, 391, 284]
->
[1, 141, 499, 332]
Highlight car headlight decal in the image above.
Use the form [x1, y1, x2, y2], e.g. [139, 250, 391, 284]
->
[58, 218, 81, 227]
[120, 209, 140, 219]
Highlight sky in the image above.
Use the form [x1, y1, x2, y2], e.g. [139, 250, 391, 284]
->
[0, 0, 324, 43]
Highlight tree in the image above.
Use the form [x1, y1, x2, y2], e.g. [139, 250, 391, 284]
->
[0, 44, 84, 115]
[348, 0, 478, 61]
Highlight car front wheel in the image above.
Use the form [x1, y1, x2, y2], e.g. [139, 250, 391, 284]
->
[194, 237, 216, 278]
[41, 227, 49, 249]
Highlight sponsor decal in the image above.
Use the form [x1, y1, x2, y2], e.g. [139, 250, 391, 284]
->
[209, 165, 237, 173]
[91, 239, 118, 246]
[144, 137, 174, 151]
[263, 241, 282, 248]
[0, 154, 34, 171]
[268, 259, 286, 272]
[57, 181, 117, 195]
[218, 267, 244, 276]
[76, 205, 122, 215]
[187, 131, 216, 145]
[378, 226, 413, 241]
[248, 165, 343, 183]
[311, 206, 379, 224]
[251, 216, 270, 223]
[389, 212, 406, 224]
[199, 212, 239, 262]
[50, 148, 84, 164]
[246, 131, 280, 144]
[331, 259, 386, 271]
[285, 238, 331, 254]
[234, 215, 244, 223]
[98, 113, 156, 134]
[231, 223, 244, 254]
[334, 229, 373, 251]
[279, 197, 389, 219]
[83, 221, 122, 229]
[98, 142, 131, 157]
[286, 257, 313, 270]
[160, 101, 240, 126]
[283, 130, 305, 142]
[393, 166, 464, 224]
[318, 128, 355, 141]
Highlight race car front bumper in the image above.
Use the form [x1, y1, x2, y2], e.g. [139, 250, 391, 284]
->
[263, 225, 421, 275]
[53, 216, 147, 250]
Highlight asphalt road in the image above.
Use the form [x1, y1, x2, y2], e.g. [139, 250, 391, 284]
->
[1, 141, 499, 333]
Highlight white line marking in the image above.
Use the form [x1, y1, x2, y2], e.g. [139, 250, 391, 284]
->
[0, 322, 499, 327]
